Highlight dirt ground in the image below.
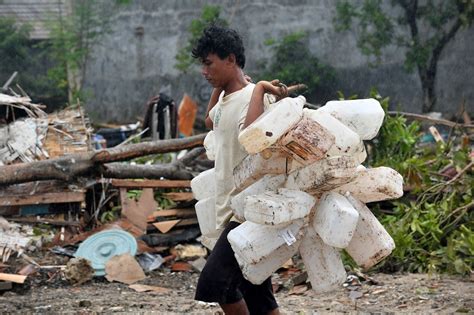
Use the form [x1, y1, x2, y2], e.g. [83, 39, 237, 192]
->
[1, 263, 472, 314]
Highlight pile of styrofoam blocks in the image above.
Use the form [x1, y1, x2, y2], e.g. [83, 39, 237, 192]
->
[191, 96, 403, 293]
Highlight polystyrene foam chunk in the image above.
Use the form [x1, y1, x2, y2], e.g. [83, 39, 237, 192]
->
[199, 229, 223, 251]
[227, 219, 304, 265]
[312, 192, 359, 248]
[203, 131, 215, 160]
[190, 168, 215, 200]
[303, 109, 362, 158]
[299, 226, 346, 293]
[238, 96, 305, 154]
[233, 149, 287, 192]
[236, 238, 301, 285]
[230, 174, 287, 221]
[345, 194, 395, 269]
[244, 188, 316, 225]
[285, 156, 357, 194]
[318, 98, 385, 140]
[278, 117, 335, 165]
[333, 167, 404, 203]
[195, 197, 216, 235]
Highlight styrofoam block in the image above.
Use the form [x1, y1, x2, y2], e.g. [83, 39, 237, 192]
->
[318, 98, 385, 140]
[312, 192, 359, 248]
[244, 188, 316, 225]
[332, 167, 404, 203]
[236, 238, 301, 285]
[199, 229, 223, 251]
[233, 149, 287, 192]
[230, 174, 287, 221]
[238, 96, 305, 154]
[285, 156, 357, 195]
[203, 131, 215, 160]
[278, 117, 335, 165]
[195, 197, 216, 235]
[299, 226, 346, 293]
[303, 109, 362, 158]
[345, 194, 395, 269]
[190, 168, 215, 200]
[227, 219, 304, 265]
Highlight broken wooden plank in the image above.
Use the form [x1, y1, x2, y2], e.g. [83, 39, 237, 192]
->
[152, 220, 181, 234]
[111, 179, 191, 188]
[6, 217, 81, 226]
[163, 192, 194, 202]
[146, 208, 196, 222]
[149, 218, 198, 233]
[0, 192, 85, 206]
[0, 180, 86, 197]
[0, 273, 27, 284]
[120, 188, 157, 232]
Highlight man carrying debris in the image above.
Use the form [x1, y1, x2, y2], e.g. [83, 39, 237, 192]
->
[192, 25, 287, 315]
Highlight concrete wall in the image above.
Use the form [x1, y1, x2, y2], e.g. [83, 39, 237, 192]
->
[82, 0, 474, 123]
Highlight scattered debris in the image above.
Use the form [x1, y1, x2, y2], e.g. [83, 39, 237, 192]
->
[128, 283, 170, 294]
[105, 253, 146, 285]
[137, 253, 164, 272]
[75, 230, 138, 276]
[0, 272, 27, 284]
[64, 257, 94, 285]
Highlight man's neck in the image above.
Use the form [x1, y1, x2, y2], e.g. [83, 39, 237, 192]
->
[223, 69, 248, 96]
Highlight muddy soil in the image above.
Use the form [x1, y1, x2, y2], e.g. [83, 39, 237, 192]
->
[1, 266, 472, 314]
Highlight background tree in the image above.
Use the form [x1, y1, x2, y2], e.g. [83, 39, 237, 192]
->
[334, 0, 474, 112]
[175, 5, 228, 73]
[0, 17, 66, 107]
[46, 0, 130, 103]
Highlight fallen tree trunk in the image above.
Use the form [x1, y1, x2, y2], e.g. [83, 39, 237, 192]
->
[101, 147, 207, 180]
[0, 134, 206, 186]
[102, 163, 194, 180]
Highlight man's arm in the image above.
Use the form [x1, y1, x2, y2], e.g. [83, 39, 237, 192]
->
[242, 80, 288, 129]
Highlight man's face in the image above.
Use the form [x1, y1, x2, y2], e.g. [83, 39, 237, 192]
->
[201, 53, 232, 89]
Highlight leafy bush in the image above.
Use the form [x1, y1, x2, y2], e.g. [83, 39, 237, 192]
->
[362, 89, 473, 274]
[256, 32, 335, 101]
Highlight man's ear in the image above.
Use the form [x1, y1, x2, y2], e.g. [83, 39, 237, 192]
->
[226, 53, 237, 66]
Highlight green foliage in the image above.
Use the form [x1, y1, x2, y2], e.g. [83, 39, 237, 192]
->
[100, 205, 121, 223]
[335, 0, 393, 61]
[175, 5, 228, 73]
[46, 0, 130, 102]
[154, 190, 176, 209]
[131, 153, 173, 165]
[356, 89, 474, 275]
[334, 0, 473, 67]
[334, 0, 474, 111]
[0, 17, 31, 68]
[367, 89, 422, 177]
[256, 32, 335, 98]
[0, 17, 66, 105]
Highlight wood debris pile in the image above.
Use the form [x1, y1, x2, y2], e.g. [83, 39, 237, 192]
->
[0, 93, 92, 165]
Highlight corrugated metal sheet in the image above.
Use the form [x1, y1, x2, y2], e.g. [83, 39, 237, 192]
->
[0, 0, 68, 39]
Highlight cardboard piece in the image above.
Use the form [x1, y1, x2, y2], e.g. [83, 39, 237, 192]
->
[105, 254, 146, 285]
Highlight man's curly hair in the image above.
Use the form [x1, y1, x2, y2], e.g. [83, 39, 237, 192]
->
[192, 25, 246, 69]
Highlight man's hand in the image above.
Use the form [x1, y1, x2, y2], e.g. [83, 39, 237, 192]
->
[242, 79, 288, 129]
[259, 79, 289, 101]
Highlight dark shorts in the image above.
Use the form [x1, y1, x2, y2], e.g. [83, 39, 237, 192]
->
[195, 221, 278, 315]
